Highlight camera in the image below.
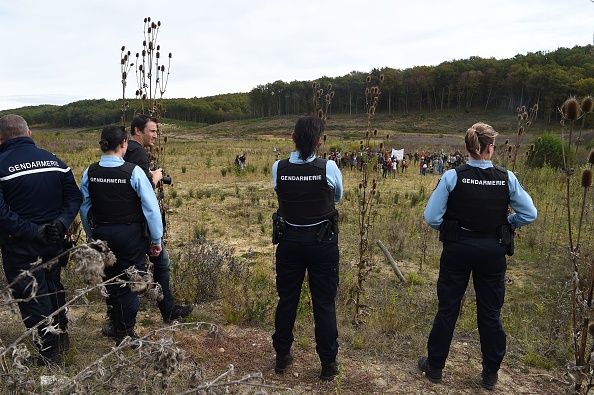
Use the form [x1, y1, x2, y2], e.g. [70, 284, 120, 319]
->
[162, 176, 172, 185]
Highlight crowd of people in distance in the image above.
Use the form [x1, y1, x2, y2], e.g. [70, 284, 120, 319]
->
[318, 148, 468, 178]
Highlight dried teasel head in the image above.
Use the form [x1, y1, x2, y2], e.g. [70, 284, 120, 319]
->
[370, 106, 376, 115]
[562, 97, 581, 120]
[507, 146, 512, 153]
[518, 126, 525, 136]
[379, 142, 384, 150]
[360, 144, 364, 151]
[522, 112, 528, 120]
[530, 144, 535, 151]
[121, 45, 126, 51]
[582, 95, 593, 113]
[373, 129, 378, 136]
[312, 82, 317, 88]
[380, 74, 385, 81]
[386, 134, 390, 140]
[504, 139, 509, 145]
[537, 137, 542, 143]
[318, 109, 324, 119]
[366, 76, 372, 83]
[366, 130, 370, 138]
[323, 134, 327, 142]
[521, 105, 526, 112]
[533, 103, 539, 111]
[581, 169, 593, 188]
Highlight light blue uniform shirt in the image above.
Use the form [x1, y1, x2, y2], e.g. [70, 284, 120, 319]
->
[79, 155, 163, 244]
[423, 160, 537, 230]
[272, 152, 343, 226]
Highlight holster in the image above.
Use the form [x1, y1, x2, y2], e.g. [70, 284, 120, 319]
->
[272, 212, 285, 245]
[439, 220, 459, 242]
[497, 223, 515, 256]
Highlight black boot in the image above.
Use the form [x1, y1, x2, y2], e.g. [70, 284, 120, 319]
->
[114, 327, 141, 349]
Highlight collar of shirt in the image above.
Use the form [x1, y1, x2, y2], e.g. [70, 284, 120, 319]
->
[467, 159, 493, 169]
[289, 151, 315, 164]
[98, 155, 125, 167]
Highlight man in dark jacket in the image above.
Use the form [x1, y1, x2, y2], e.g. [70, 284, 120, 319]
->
[0, 114, 82, 365]
[121, 114, 193, 323]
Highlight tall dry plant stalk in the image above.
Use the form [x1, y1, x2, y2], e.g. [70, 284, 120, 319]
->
[509, 104, 538, 172]
[558, 95, 594, 394]
[120, 16, 173, 241]
[348, 73, 384, 325]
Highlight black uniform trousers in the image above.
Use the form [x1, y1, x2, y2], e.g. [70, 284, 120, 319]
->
[93, 223, 148, 332]
[272, 225, 339, 365]
[1, 240, 65, 355]
[427, 232, 507, 374]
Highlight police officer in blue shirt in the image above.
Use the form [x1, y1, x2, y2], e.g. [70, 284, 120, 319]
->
[79, 125, 163, 346]
[418, 122, 537, 390]
[0, 114, 82, 365]
[271, 116, 343, 381]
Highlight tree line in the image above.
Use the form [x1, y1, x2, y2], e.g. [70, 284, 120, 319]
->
[2, 44, 593, 128]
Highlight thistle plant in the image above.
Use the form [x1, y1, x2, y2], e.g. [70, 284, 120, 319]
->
[120, 16, 173, 241]
[557, 95, 594, 394]
[348, 73, 384, 325]
[509, 104, 538, 172]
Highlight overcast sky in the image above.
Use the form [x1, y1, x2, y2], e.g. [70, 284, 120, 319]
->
[0, 0, 592, 111]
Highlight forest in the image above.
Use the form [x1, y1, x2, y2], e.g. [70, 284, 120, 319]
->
[1, 44, 593, 128]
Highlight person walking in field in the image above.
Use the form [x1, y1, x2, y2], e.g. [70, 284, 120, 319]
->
[418, 122, 537, 390]
[271, 116, 343, 381]
[0, 114, 82, 365]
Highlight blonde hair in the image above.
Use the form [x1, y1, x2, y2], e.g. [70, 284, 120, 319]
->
[465, 122, 498, 158]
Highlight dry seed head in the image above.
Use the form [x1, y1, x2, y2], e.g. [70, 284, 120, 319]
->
[518, 126, 525, 136]
[370, 106, 376, 115]
[582, 96, 593, 113]
[380, 74, 385, 81]
[365, 88, 370, 95]
[157, 21, 161, 27]
[161, 65, 165, 72]
[366, 130, 370, 138]
[562, 97, 580, 120]
[142, 49, 146, 56]
[379, 142, 384, 150]
[508, 154, 512, 159]
[521, 105, 526, 112]
[386, 134, 390, 140]
[582, 169, 593, 187]
[522, 112, 528, 120]
[156, 52, 160, 59]
[530, 144, 535, 151]
[323, 134, 327, 142]
[366, 76, 372, 83]
[373, 129, 378, 136]
[526, 121, 531, 127]
[312, 82, 317, 88]
[121, 46, 125, 51]
[328, 84, 332, 90]
[317, 109, 324, 118]
[163, 136, 168, 143]
[169, 53, 172, 58]
[517, 114, 522, 121]
[147, 27, 152, 34]
[121, 59, 125, 65]
[504, 139, 509, 145]
[507, 146, 512, 153]
[537, 137, 542, 143]
[533, 103, 539, 111]
[360, 144, 363, 151]
[143, 40, 147, 47]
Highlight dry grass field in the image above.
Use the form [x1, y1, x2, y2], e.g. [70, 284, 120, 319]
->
[0, 111, 583, 394]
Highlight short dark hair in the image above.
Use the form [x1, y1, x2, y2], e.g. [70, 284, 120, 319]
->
[130, 114, 158, 135]
[0, 114, 29, 140]
[99, 125, 128, 152]
[293, 116, 324, 160]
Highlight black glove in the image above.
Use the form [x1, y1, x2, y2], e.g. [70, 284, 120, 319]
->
[46, 220, 66, 244]
[34, 223, 51, 245]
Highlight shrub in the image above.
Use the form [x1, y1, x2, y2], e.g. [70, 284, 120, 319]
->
[527, 133, 570, 169]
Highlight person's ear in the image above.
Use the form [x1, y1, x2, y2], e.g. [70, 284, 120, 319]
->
[27, 129, 32, 137]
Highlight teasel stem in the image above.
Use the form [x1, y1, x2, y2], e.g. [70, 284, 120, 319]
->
[576, 169, 593, 249]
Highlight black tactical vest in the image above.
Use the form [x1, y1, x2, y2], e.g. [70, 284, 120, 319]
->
[276, 158, 337, 225]
[87, 162, 144, 224]
[444, 164, 509, 233]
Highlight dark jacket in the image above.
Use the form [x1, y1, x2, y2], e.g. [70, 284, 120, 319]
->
[0, 137, 82, 240]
